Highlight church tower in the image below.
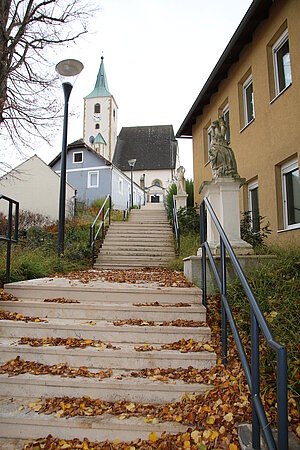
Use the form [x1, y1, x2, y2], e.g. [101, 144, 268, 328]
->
[83, 56, 118, 161]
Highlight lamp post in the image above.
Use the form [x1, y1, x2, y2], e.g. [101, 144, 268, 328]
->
[56, 59, 83, 257]
[128, 158, 136, 209]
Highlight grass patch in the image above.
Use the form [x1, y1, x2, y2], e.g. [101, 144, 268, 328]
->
[227, 246, 300, 399]
[169, 232, 200, 271]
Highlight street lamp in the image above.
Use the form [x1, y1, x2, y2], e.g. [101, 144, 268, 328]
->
[56, 59, 83, 257]
[128, 158, 136, 209]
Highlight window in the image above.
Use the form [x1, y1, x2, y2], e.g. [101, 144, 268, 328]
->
[119, 178, 123, 194]
[207, 126, 212, 153]
[73, 152, 83, 163]
[273, 29, 292, 96]
[113, 109, 116, 119]
[248, 180, 260, 233]
[87, 171, 99, 188]
[222, 104, 230, 143]
[243, 75, 255, 125]
[153, 179, 162, 187]
[281, 158, 300, 229]
[94, 103, 100, 113]
[95, 124, 99, 129]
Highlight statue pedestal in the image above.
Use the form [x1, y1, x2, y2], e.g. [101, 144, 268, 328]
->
[198, 177, 253, 256]
[174, 193, 188, 211]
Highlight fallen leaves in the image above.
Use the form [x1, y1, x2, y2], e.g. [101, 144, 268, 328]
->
[113, 319, 207, 328]
[17, 337, 120, 350]
[133, 301, 192, 307]
[44, 297, 80, 304]
[0, 357, 112, 380]
[57, 268, 194, 287]
[0, 309, 47, 323]
[135, 339, 215, 353]
[0, 289, 18, 301]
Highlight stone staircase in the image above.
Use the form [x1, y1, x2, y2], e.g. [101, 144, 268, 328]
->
[95, 203, 175, 269]
[0, 275, 216, 447]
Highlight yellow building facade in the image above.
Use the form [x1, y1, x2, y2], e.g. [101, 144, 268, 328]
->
[177, 0, 300, 245]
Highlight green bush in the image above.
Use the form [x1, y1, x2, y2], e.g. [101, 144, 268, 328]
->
[227, 247, 300, 396]
[240, 211, 272, 249]
[185, 179, 194, 207]
[177, 206, 199, 234]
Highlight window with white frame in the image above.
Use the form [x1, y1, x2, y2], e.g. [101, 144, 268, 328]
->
[119, 177, 123, 194]
[87, 171, 99, 188]
[222, 104, 230, 143]
[243, 75, 255, 125]
[273, 29, 292, 96]
[281, 158, 300, 229]
[248, 180, 260, 233]
[207, 126, 212, 154]
[73, 152, 83, 163]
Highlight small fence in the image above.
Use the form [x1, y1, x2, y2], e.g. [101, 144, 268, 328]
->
[0, 195, 19, 283]
[90, 195, 111, 264]
[200, 197, 288, 450]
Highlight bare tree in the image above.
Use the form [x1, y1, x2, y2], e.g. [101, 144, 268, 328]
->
[0, 0, 94, 150]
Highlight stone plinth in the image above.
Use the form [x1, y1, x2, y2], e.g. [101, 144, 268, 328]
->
[174, 193, 188, 211]
[199, 176, 253, 255]
[184, 255, 276, 295]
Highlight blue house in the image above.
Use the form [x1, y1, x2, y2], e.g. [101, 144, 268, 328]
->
[49, 139, 144, 210]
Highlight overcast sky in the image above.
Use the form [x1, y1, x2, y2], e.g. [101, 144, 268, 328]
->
[9, 0, 253, 179]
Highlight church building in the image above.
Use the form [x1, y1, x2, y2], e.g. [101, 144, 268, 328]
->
[83, 56, 118, 162]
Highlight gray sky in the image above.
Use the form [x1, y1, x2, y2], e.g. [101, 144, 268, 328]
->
[9, 0, 253, 178]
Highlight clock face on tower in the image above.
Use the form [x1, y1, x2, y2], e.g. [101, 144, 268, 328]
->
[93, 114, 101, 122]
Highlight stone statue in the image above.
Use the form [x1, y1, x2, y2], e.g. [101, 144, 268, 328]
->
[176, 166, 186, 194]
[208, 117, 239, 179]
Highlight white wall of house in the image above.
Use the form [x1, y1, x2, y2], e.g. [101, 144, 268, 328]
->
[123, 169, 174, 190]
[112, 166, 144, 210]
[123, 168, 175, 202]
[0, 155, 75, 221]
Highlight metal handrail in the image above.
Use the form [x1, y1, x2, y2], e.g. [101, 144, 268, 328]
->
[89, 194, 111, 264]
[173, 196, 180, 255]
[200, 197, 288, 450]
[0, 194, 19, 283]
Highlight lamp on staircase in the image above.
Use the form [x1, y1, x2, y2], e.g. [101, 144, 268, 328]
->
[128, 158, 136, 209]
[56, 59, 84, 257]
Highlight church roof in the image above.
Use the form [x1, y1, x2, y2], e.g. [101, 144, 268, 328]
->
[94, 132, 106, 145]
[48, 139, 112, 167]
[85, 56, 111, 98]
[112, 125, 178, 171]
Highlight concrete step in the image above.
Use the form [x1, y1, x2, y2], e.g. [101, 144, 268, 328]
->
[4, 278, 202, 304]
[0, 300, 204, 321]
[109, 224, 172, 230]
[101, 241, 174, 248]
[99, 250, 175, 257]
[94, 262, 173, 268]
[0, 319, 211, 344]
[0, 340, 216, 370]
[0, 397, 189, 442]
[0, 371, 209, 403]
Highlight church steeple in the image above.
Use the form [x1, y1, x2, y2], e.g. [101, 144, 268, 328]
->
[85, 56, 111, 98]
[83, 55, 118, 162]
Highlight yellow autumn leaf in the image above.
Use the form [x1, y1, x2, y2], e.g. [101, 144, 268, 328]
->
[191, 430, 201, 443]
[210, 430, 219, 441]
[203, 430, 211, 439]
[18, 406, 24, 411]
[118, 413, 127, 420]
[175, 415, 183, 422]
[149, 432, 157, 442]
[60, 444, 71, 449]
[54, 409, 64, 418]
[206, 416, 215, 425]
[296, 425, 300, 437]
[126, 402, 135, 411]
[183, 440, 190, 449]
[203, 344, 214, 352]
[219, 426, 226, 434]
[112, 439, 121, 445]
[229, 444, 238, 450]
[224, 412, 234, 422]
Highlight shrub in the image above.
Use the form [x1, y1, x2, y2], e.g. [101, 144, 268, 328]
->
[185, 179, 194, 207]
[177, 206, 199, 234]
[227, 247, 299, 395]
[240, 211, 272, 249]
